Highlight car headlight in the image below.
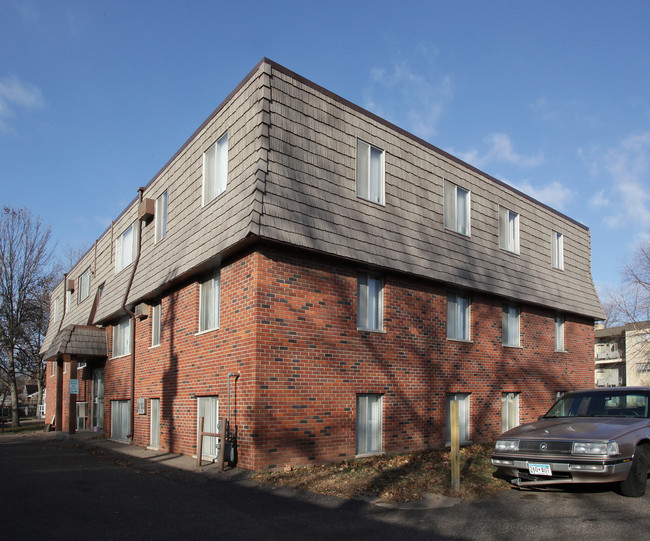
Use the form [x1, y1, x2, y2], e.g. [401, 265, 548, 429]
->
[572, 441, 619, 456]
[495, 439, 519, 452]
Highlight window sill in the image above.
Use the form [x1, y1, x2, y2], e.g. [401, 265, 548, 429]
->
[502, 344, 523, 349]
[445, 440, 472, 447]
[355, 451, 385, 459]
[357, 327, 386, 334]
[499, 247, 520, 256]
[555, 349, 568, 353]
[110, 353, 131, 360]
[201, 190, 227, 209]
[195, 327, 219, 337]
[447, 337, 473, 344]
[356, 195, 386, 207]
[444, 226, 471, 238]
[149, 344, 161, 350]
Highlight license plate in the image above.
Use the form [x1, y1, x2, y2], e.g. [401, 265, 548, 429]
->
[529, 463, 552, 476]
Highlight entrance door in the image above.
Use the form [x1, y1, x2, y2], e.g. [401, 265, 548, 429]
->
[150, 398, 160, 449]
[197, 396, 219, 458]
[111, 400, 131, 442]
[92, 369, 104, 430]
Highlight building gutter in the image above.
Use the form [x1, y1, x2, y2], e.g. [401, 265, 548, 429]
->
[121, 187, 145, 442]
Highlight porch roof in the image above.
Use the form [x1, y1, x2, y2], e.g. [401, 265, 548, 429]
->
[42, 324, 108, 362]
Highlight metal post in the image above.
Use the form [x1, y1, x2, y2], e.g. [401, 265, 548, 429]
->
[197, 416, 204, 467]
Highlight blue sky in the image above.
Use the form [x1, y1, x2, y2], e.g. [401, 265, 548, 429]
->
[2, 0, 649, 304]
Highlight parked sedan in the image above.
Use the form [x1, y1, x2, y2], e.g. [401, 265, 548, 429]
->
[492, 387, 650, 497]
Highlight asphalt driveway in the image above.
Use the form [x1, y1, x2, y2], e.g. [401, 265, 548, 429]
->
[2, 431, 650, 540]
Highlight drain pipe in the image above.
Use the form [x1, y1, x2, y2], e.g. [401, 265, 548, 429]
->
[227, 372, 240, 427]
[122, 187, 145, 441]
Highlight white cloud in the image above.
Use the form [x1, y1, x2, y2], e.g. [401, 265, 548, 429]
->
[459, 133, 544, 169]
[364, 60, 453, 141]
[589, 133, 650, 230]
[588, 189, 610, 209]
[0, 75, 45, 133]
[509, 180, 574, 211]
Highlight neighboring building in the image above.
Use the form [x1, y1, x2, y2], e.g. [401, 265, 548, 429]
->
[41, 58, 604, 470]
[595, 321, 650, 387]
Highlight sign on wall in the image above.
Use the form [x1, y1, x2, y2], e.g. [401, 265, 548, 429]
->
[69, 379, 79, 394]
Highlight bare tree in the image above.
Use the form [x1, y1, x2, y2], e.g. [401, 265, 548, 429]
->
[603, 238, 650, 382]
[16, 268, 58, 415]
[62, 241, 90, 271]
[0, 207, 53, 427]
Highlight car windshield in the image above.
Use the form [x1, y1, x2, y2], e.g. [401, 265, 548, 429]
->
[545, 391, 650, 418]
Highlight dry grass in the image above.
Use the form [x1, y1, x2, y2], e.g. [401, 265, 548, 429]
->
[253, 444, 509, 503]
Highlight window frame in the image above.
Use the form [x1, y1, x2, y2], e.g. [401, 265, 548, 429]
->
[53, 296, 61, 322]
[202, 133, 229, 206]
[356, 139, 385, 205]
[502, 303, 521, 347]
[447, 293, 471, 341]
[65, 289, 72, 314]
[115, 222, 138, 274]
[155, 190, 168, 243]
[444, 180, 471, 236]
[552, 230, 564, 270]
[151, 301, 161, 347]
[356, 393, 383, 456]
[198, 272, 221, 333]
[112, 316, 131, 358]
[446, 393, 470, 444]
[499, 206, 520, 254]
[555, 313, 565, 352]
[78, 268, 91, 303]
[357, 272, 383, 331]
[501, 392, 520, 432]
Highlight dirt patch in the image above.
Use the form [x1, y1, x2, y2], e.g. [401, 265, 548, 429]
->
[253, 444, 509, 503]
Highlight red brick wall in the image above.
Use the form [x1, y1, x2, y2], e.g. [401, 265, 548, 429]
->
[46, 244, 595, 470]
[248, 246, 594, 469]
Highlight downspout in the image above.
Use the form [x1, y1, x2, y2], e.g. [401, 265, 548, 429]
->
[122, 187, 145, 441]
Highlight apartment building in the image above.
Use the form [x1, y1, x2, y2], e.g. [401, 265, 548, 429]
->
[41, 58, 604, 470]
[595, 321, 650, 387]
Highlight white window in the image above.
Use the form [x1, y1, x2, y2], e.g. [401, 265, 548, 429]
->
[197, 396, 219, 458]
[111, 399, 131, 442]
[150, 398, 160, 450]
[53, 297, 61, 322]
[78, 268, 91, 303]
[447, 293, 470, 341]
[356, 393, 382, 455]
[199, 272, 220, 332]
[555, 313, 565, 351]
[499, 206, 519, 253]
[65, 289, 72, 314]
[152, 302, 161, 347]
[115, 223, 138, 273]
[502, 304, 520, 347]
[501, 392, 520, 432]
[357, 272, 383, 331]
[203, 133, 228, 205]
[444, 180, 470, 236]
[155, 190, 168, 243]
[552, 231, 564, 270]
[356, 139, 385, 205]
[113, 316, 131, 357]
[446, 393, 470, 444]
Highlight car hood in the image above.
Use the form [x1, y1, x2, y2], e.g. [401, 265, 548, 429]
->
[500, 416, 650, 441]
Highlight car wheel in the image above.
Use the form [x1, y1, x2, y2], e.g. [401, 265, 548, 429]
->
[620, 446, 649, 497]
